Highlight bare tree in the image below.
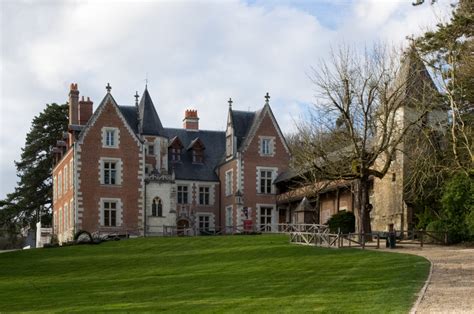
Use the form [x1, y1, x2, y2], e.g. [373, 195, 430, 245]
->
[291, 44, 438, 233]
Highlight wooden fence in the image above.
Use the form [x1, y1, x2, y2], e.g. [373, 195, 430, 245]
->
[289, 227, 448, 249]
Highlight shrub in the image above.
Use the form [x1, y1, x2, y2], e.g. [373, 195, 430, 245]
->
[327, 211, 355, 234]
[440, 172, 474, 242]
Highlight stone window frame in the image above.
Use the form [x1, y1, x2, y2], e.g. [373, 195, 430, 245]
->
[58, 171, 63, 197]
[256, 203, 276, 232]
[198, 215, 210, 231]
[64, 202, 69, 233]
[225, 205, 233, 227]
[101, 127, 120, 149]
[99, 197, 122, 227]
[151, 197, 164, 217]
[177, 185, 189, 204]
[256, 166, 277, 195]
[259, 136, 275, 157]
[69, 159, 73, 192]
[99, 157, 122, 186]
[53, 176, 57, 200]
[225, 169, 233, 196]
[198, 186, 210, 206]
[64, 165, 68, 192]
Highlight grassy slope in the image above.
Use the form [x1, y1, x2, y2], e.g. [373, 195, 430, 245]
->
[0, 235, 429, 313]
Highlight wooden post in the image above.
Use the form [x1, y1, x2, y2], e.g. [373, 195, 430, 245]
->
[444, 232, 448, 245]
[377, 235, 380, 249]
[362, 234, 365, 250]
[349, 233, 351, 247]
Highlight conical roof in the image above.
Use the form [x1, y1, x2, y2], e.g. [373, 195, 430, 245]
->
[138, 88, 165, 136]
[398, 46, 439, 101]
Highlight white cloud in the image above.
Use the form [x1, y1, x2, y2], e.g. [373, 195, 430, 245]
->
[0, 0, 452, 198]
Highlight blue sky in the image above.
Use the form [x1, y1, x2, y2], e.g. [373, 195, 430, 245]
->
[0, 0, 453, 199]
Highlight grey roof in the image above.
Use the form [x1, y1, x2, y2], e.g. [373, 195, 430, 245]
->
[138, 89, 165, 136]
[165, 128, 226, 181]
[119, 106, 139, 134]
[231, 110, 257, 149]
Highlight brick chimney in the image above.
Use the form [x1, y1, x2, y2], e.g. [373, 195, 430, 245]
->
[183, 109, 199, 130]
[69, 83, 79, 125]
[78, 96, 93, 125]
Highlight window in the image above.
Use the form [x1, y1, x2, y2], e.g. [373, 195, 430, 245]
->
[177, 185, 188, 204]
[104, 161, 117, 185]
[69, 160, 73, 190]
[226, 135, 232, 157]
[193, 149, 204, 163]
[53, 176, 57, 200]
[199, 187, 210, 205]
[171, 148, 181, 162]
[198, 215, 210, 231]
[70, 199, 74, 227]
[226, 206, 233, 227]
[64, 165, 68, 191]
[102, 127, 119, 148]
[262, 139, 271, 155]
[152, 197, 163, 217]
[260, 137, 274, 156]
[260, 170, 273, 194]
[106, 130, 115, 146]
[148, 144, 155, 156]
[103, 201, 117, 227]
[225, 170, 233, 196]
[260, 207, 272, 231]
[64, 203, 68, 231]
[58, 172, 62, 197]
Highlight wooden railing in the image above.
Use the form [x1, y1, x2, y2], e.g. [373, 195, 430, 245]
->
[289, 229, 449, 249]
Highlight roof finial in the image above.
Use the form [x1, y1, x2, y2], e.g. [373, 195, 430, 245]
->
[106, 83, 112, 93]
[265, 92, 270, 105]
[134, 91, 139, 106]
[228, 97, 233, 108]
[145, 72, 149, 89]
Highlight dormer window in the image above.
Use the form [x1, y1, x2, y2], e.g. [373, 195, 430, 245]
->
[193, 149, 204, 163]
[187, 137, 205, 164]
[171, 148, 181, 162]
[148, 144, 155, 156]
[169, 136, 184, 163]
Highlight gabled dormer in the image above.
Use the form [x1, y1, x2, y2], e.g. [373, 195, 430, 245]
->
[187, 137, 205, 164]
[168, 136, 184, 162]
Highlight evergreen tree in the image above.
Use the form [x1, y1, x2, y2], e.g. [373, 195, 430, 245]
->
[0, 103, 68, 232]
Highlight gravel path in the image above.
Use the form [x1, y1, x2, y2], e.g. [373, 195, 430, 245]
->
[378, 245, 474, 313]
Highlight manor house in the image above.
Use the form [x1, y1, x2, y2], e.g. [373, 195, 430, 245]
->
[52, 84, 290, 242]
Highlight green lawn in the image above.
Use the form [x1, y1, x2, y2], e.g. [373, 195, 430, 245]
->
[0, 234, 429, 313]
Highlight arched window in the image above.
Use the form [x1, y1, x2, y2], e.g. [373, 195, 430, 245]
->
[152, 197, 163, 217]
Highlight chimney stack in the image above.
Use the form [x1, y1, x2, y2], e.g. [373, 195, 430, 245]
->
[78, 96, 93, 125]
[183, 109, 199, 130]
[69, 83, 79, 125]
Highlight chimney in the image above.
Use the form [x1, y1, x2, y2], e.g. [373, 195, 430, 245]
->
[78, 96, 93, 125]
[69, 83, 79, 125]
[183, 109, 199, 130]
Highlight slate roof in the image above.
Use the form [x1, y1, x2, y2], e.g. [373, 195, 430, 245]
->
[118, 106, 139, 134]
[165, 128, 226, 181]
[231, 110, 257, 150]
[138, 88, 165, 136]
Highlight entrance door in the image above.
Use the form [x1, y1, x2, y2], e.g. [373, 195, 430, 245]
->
[177, 219, 190, 236]
[260, 207, 273, 232]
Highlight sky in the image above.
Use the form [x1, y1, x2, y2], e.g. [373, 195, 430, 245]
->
[0, 0, 453, 199]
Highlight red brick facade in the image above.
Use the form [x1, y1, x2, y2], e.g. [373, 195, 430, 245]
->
[52, 84, 292, 241]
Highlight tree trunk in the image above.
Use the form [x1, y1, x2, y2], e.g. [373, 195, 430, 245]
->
[356, 176, 372, 239]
